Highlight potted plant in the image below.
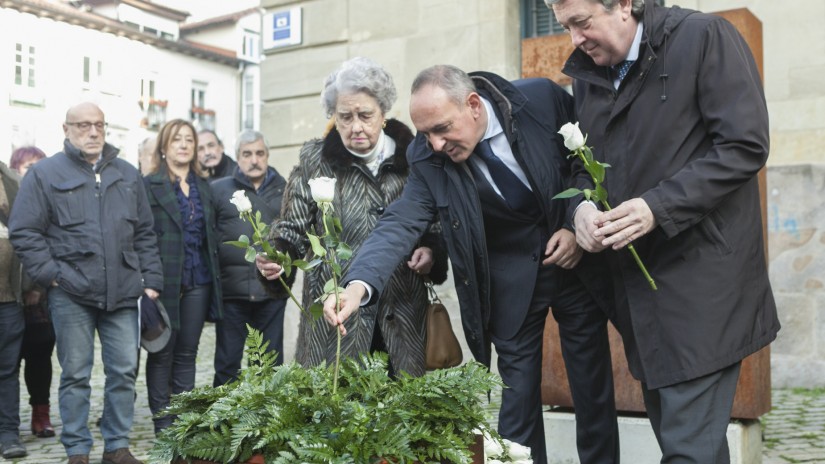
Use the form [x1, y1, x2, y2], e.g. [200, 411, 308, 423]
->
[150, 329, 502, 463]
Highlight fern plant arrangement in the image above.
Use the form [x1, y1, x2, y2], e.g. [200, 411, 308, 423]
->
[150, 329, 503, 464]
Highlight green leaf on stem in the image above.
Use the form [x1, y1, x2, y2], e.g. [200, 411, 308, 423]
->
[583, 188, 593, 201]
[244, 247, 257, 263]
[223, 239, 249, 249]
[590, 162, 606, 184]
[581, 146, 595, 164]
[307, 232, 326, 258]
[552, 188, 584, 200]
[309, 301, 324, 320]
[323, 214, 338, 241]
[323, 278, 336, 294]
[336, 242, 352, 261]
[294, 258, 322, 271]
[595, 185, 608, 203]
[261, 240, 275, 258]
[330, 261, 342, 276]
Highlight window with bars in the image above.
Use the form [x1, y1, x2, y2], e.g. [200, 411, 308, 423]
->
[14, 43, 36, 88]
[521, 0, 665, 38]
[83, 56, 103, 87]
[190, 82, 215, 131]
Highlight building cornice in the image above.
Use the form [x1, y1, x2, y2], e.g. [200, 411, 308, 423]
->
[180, 7, 259, 35]
[1, 0, 244, 67]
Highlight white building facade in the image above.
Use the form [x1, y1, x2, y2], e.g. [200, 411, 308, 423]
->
[1, 0, 261, 166]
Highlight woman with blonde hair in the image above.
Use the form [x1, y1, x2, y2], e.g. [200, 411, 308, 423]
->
[143, 119, 222, 435]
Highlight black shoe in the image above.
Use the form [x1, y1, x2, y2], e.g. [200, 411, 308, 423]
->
[0, 439, 27, 459]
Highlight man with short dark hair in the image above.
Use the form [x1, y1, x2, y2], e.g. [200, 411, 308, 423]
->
[211, 130, 288, 386]
[9, 102, 163, 464]
[197, 129, 237, 179]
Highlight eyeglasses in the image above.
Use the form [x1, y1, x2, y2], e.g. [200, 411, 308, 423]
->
[66, 121, 108, 131]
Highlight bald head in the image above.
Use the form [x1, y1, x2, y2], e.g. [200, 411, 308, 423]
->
[63, 102, 106, 161]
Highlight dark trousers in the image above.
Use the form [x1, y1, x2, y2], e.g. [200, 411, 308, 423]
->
[19, 317, 55, 405]
[642, 361, 741, 464]
[213, 298, 286, 386]
[0, 301, 24, 440]
[146, 285, 210, 433]
[492, 265, 618, 464]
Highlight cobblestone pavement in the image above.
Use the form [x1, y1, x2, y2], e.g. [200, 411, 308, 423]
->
[10, 318, 825, 463]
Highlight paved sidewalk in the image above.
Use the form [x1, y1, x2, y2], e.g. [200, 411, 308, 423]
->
[10, 319, 825, 463]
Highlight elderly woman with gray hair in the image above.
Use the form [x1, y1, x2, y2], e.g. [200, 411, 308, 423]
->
[256, 56, 447, 377]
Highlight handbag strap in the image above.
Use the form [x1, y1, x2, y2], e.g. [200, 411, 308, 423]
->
[424, 278, 441, 305]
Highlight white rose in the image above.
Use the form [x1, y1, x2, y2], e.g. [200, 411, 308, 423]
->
[506, 441, 532, 462]
[230, 190, 253, 214]
[308, 177, 336, 204]
[558, 122, 585, 151]
[483, 436, 504, 459]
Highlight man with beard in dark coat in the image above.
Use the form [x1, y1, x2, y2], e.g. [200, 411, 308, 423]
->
[311, 65, 618, 464]
[548, 0, 780, 462]
[211, 130, 287, 386]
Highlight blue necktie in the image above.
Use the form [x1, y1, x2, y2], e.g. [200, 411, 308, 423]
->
[614, 60, 635, 81]
[474, 139, 536, 212]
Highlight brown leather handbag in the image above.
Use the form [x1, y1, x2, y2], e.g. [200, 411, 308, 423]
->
[424, 279, 463, 370]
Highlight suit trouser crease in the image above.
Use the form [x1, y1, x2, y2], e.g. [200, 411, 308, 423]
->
[492, 266, 618, 464]
[642, 361, 741, 464]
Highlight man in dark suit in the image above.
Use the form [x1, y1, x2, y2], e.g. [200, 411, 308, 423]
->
[314, 65, 618, 464]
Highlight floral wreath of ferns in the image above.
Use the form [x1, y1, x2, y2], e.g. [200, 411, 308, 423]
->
[150, 328, 505, 464]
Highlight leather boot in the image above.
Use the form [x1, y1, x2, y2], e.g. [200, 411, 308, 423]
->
[31, 404, 56, 438]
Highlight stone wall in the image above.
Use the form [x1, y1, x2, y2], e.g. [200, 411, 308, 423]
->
[767, 164, 825, 387]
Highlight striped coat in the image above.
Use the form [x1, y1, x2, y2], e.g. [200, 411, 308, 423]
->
[145, 166, 223, 328]
[263, 120, 447, 377]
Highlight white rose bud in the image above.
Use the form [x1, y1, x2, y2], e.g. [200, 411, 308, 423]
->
[483, 436, 504, 459]
[230, 190, 253, 215]
[308, 177, 336, 204]
[506, 441, 532, 461]
[558, 122, 585, 151]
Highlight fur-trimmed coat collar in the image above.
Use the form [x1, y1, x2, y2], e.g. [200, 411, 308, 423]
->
[321, 118, 413, 174]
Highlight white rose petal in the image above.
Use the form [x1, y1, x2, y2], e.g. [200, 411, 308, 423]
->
[506, 441, 532, 461]
[308, 177, 336, 204]
[230, 190, 253, 214]
[511, 460, 533, 464]
[558, 121, 585, 151]
[487, 460, 505, 464]
[483, 437, 504, 459]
